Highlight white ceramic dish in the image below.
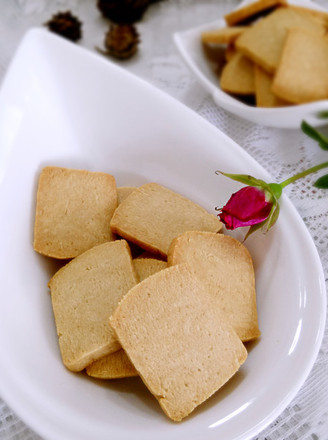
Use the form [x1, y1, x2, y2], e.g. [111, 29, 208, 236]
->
[0, 29, 326, 440]
[174, 0, 328, 128]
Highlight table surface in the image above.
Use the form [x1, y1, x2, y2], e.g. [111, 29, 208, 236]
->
[0, 1, 327, 439]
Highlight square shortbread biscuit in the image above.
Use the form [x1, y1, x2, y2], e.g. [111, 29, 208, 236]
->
[272, 29, 328, 104]
[224, 0, 286, 26]
[34, 166, 117, 259]
[110, 182, 222, 257]
[133, 257, 167, 282]
[254, 65, 289, 107]
[110, 264, 247, 422]
[86, 349, 138, 379]
[289, 5, 328, 26]
[168, 231, 260, 342]
[117, 186, 136, 205]
[235, 7, 326, 74]
[201, 27, 247, 45]
[220, 51, 255, 95]
[49, 240, 138, 372]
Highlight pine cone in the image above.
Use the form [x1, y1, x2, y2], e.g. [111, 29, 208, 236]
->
[97, 0, 150, 24]
[44, 11, 82, 42]
[100, 24, 140, 59]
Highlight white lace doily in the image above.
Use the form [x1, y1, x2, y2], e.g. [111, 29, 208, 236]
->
[0, 1, 327, 439]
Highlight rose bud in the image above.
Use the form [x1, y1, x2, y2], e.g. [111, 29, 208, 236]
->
[218, 186, 273, 230]
[215, 171, 283, 239]
[216, 130, 328, 238]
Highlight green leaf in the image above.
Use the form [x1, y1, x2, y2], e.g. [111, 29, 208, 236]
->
[317, 111, 328, 119]
[243, 222, 264, 241]
[301, 121, 328, 150]
[217, 171, 268, 188]
[314, 174, 328, 189]
[264, 203, 280, 232]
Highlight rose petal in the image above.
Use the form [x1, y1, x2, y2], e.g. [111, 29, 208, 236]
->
[219, 186, 272, 229]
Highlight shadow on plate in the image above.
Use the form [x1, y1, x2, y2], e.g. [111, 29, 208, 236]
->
[82, 373, 165, 418]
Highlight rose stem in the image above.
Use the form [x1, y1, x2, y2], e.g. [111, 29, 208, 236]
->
[280, 161, 328, 189]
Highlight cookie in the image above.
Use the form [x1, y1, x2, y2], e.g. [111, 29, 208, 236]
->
[224, 0, 286, 26]
[272, 29, 328, 103]
[168, 231, 260, 341]
[49, 240, 138, 371]
[235, 6, 326, 73]
[110, 264, 247, 421]
[110, 183, 222, 257]
[34, 166, 117, 259]
[220, 51, 255, 95]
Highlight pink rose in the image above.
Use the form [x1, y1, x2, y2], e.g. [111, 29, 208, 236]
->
[215, 120, 328, 238]
[218, 186, 272, 230]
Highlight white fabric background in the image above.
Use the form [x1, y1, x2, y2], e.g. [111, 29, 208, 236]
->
[0, 1, 327, 439]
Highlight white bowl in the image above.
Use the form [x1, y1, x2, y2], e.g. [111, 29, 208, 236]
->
[0, 28, 325, 440]
[174, 0, 328, 128]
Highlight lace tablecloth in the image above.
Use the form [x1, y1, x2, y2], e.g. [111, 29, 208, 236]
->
[0, 1, 327, 439]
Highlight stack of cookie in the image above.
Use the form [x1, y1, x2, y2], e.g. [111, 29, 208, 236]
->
[33, 166, 260, 422]
[201, 0, 328, 107]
